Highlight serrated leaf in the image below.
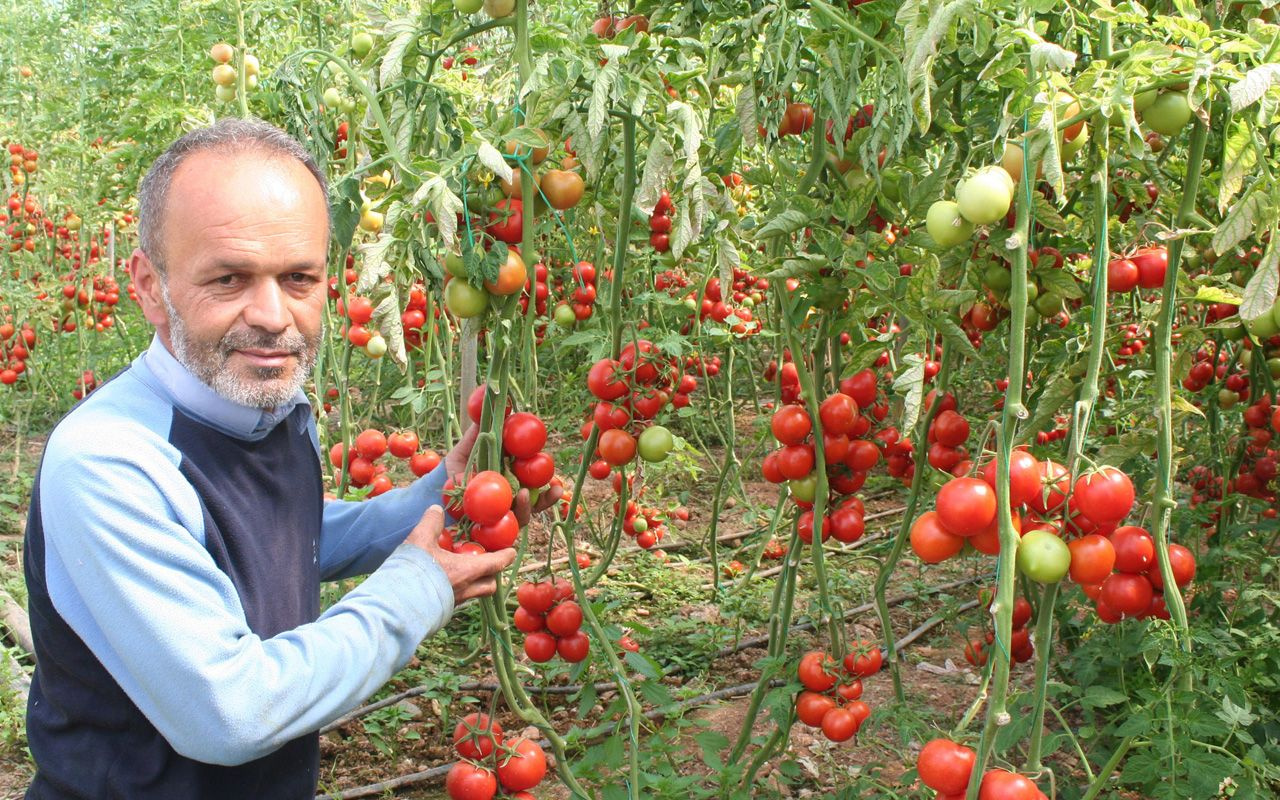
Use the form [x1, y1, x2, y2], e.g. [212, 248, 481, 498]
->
[1193, 284, 1241, 304]
[893, 359, 925, 433]
[1029, 41, 1077, 72]
[1230, 63, 1280, 113]
[413, 175, 465, 250]
[1038, 268, 1084, 300]
[357, 232, 396, 292]
[736, 81, 759, 148]
[1219, 119, 1257, 213]
[717, 241, 740, 298]
[589, 61, 619, 141]
[936, 314, 978, 357]
[1083, 685, 1129, 708]
[1171, 394, 1205, 418]
[1239, 250, 1278, 322]
[907, 146, 957, 218]
[371, 288, 406, 366]
[330, 175, 363, 251]
[635, 133, 675, 216]
[1213, 188, 1263, 255]
[758, 208, 811, 239]
[476, 140, 513, 183]
[672, 201, 693, 259]
[379, 22, 416, 87]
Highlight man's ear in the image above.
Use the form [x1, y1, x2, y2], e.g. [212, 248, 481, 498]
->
[129, 248, 170, 331]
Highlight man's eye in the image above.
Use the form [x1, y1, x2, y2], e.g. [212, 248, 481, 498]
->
[287, 272, 318, 285]
[215, 275, 240, 286]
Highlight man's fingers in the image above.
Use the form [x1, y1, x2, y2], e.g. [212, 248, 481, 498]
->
[513, 489, 533, 528]
[406, 505, 445, 551]
[461, 577, 498, 602]
[533, 485, 564, 512]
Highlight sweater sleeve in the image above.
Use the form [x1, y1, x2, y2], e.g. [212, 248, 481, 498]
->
[38, 430, 455, 767]
[318, 463, 449, 580]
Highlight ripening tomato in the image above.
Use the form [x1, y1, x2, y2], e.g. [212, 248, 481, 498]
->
[1068, 534, 1116, 584]
[598, 429, 637, 466]
[935, 478, 997, 537]
[980, 449, 1042, 509]
[843, 640, 882, 677]
[911, 511, 966, 563]
[445, 762, 498, 800]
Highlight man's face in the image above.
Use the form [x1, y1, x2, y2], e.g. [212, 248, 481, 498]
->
[131, 149, 329, 410]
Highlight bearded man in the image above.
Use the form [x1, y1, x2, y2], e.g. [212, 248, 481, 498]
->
[22, 118, 539, 799]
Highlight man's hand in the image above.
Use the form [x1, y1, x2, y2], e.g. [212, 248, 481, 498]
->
[443, 422, 564, 527]
[405, 505, 515, 605]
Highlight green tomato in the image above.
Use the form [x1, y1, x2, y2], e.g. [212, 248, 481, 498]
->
[351, 32, 374, 59]
[1016, 529, 1070, 584]
[482, 0, 515, 17]
[1218, 388, 1239, 409]
[982, 263, 1012, 294]
[788, 474, 818, 504]
[339, 97, 357, 115]
[1142, 92, 1192, 137]
[632, 515, 649, 533]
[1246, 310, 1280, 340]
[1240, 347, 1253, 369]
[1061, 122, 1089, 160]
[443, 251, 468, 278]
[1267, 357, 1280, 380]
[1221, 323, 1245, 342]
[926, 200, 974, 248]
[553, 303, 576, 328]
[364, 333, 387, 359]
[1024, 281, 1040, 305]
[880, 169, 903, 204]
[214, 84, 237, 103]
[1034, 290, 1063, 318]
[637, 425, 675, 463]
[1270, 297, 1280, 331]
[955, 166, 1014, 225]
[444, 279, 489, 318]
[323, 87, 343, 109]
[1133, 89, 1158, 113]
[453, 0, 483, 11]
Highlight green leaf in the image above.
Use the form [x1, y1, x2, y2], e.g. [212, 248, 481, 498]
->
[1239, 245, 1278, 323]
[635, 132, 675, 216]
[1219, 119, 1257, 213]
[1038, 268, 1084, 300]
[1213, 187, 1263, 256]
[476, 139, 513, 183]
[757, 207, 811, 239]
[1230, 63, 1280, 113]
[1082, 684, 1129, 708]
[893, 358, 925, 433]
[330, 176, 363, 252]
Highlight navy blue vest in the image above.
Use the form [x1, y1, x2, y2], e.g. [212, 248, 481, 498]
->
[24, 402, 324, 799]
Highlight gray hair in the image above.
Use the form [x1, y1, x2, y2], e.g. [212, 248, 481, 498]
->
[137, 117, 329, 274]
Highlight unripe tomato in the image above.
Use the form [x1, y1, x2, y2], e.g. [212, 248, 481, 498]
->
[926, 200, 974, 247]
[1016, 529, 1071, 583]
[955, 167, 1014, 225]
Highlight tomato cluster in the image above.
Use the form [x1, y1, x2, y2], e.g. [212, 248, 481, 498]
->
[964, 593, 1036, 668]
[1106, 245, 1168, 293]
[520, 258, 597, 334]
[445, 712, 547, 800]
[329, 427, 442, 496]
[916, 738, 1048, 799]
[794, 642, 880, 743]
[442, 247, 528, 321]
[514, 578, 589, 663]
[679, 273, 764, 337]
[582, 340, 697, 472]
[0, 321, 36, 386]
[648, 189, 673, 253]
[333, 120, 349, 160]
[6, 141, 38, 186]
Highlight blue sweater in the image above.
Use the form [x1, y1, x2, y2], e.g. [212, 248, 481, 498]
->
[23, 336, 456, 799]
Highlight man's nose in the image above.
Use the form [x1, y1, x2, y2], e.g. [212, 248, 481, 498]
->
[242, 279, 290, 333]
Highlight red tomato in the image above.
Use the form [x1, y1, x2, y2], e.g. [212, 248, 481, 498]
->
[453, 712, 503, 760]
[557, 631, 590, 662]
[445, 763, 497, 800]
[830, 507, 865, 543]
[1110, 525, 1155, 573]
[503, 412, 547, 459]
[1068, 534, 1116, 584]
[587, 358, 629, 400]
[911, 511, 966, 563]
[387, 431, 419, 459]
[935, 478, 997, 537]
[797, 510, 831, 544]
[797, 651, 839, 691]
[1100, 572, 1154, 617]
[840, 368, 878, 408]
[513, 606, 545, 633]
[917, 739, 976, 795]
[471, 510, 520, 551]
[1107, 258, 1140, 293]
[496, 737, 547, 792]
[598, 429, 637, 466]
[1029, 460, 1071, 514]
[796, 691, 836, 726]
[546, 601, 584, 636]
[463, 471, 514, 525]
[771, 404, 812, 445]
[931, 410, 970, 447]
[487, 199, 524, 244]
[843, 640, 882, 677]
[1073, 467, 1135, 525]
[517, 581, 557, 613]
[980, 449, 1042, 509]
[512, 452, 555, 488]
[776, 444, 816, 480]
[845, 439, 881, 471]
[410, 450, 441, 477]
[820, 706, 858, 742]
[524, 632, 557, 662]
[977, 769, 1041, 800]
[1131, 245, 1168, 289]
[354, 428, 387, 461]
[819, 393, 859, 435]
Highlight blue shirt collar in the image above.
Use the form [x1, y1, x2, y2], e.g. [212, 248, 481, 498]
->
[133, 335, 312, 441]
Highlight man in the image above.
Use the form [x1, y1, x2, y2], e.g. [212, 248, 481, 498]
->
[23, 118, 538, 798]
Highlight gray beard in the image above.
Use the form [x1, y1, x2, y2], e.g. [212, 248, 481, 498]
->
[161, 283, 320, 410]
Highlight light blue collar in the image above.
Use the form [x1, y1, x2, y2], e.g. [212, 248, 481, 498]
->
[132, 335, 312, 441]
